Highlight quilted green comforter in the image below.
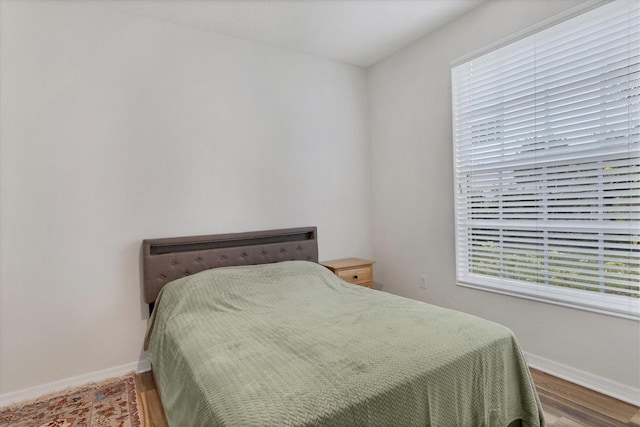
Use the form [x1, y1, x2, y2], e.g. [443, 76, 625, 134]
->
[146, 261, 543, 427]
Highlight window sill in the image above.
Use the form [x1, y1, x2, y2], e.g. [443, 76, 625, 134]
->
[456, 281, 640, 321]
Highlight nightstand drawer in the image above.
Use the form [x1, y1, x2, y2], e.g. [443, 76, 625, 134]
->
[337, 267, 371, 285]
[320, 258, 375, 289]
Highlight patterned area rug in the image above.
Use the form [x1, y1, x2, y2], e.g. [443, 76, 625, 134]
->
[0, 374, 141, 427]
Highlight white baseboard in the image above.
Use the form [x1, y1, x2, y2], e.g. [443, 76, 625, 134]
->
[524, 351, 640, 407]
[0, 359, 151, 408]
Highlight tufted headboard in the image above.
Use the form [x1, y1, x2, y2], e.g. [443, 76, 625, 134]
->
[142, 227, 318, 306]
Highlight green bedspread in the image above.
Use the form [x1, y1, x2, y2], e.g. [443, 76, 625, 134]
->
[146, 261, 543, 427]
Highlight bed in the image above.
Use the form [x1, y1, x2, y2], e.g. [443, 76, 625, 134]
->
[142, 227, 544, 426]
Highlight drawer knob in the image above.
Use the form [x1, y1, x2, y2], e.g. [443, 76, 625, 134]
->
[353, 275, 358, 279]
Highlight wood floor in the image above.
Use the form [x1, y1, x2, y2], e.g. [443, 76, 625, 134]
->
[136, 368, 640, 427]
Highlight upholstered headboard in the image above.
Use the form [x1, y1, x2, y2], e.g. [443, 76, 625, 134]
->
[142, 227, 318, 306]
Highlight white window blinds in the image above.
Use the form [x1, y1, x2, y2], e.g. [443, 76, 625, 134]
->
[452, 0, 640, 318]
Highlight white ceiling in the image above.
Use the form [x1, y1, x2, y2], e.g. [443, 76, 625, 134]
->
[103, 0, 484, 68]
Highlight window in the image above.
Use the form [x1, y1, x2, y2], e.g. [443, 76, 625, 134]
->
[451, 0, 639, 318]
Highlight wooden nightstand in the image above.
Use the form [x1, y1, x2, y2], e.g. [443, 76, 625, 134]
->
[320, 258, 374, 288]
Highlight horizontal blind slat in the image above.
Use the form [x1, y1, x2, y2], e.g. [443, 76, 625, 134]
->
[452, 0, 640, 317]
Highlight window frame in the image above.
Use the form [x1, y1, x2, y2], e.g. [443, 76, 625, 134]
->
[450, 0, 640, 320]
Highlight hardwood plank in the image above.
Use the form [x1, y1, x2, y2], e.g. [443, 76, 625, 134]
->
[537, 388, 628, 427]
[544, 410, 559, 425]
[137, 372, 169, 427]
[143, 389, 169, 427]
[531, 369, 638, 422]
[554, 417, 586, 427]
[137, 370, 157, 393]
[139, 391, 151, 427]
[531, 368, 639, 427]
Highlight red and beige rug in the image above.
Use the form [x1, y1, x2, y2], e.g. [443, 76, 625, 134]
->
[0, 374, 141, 427]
